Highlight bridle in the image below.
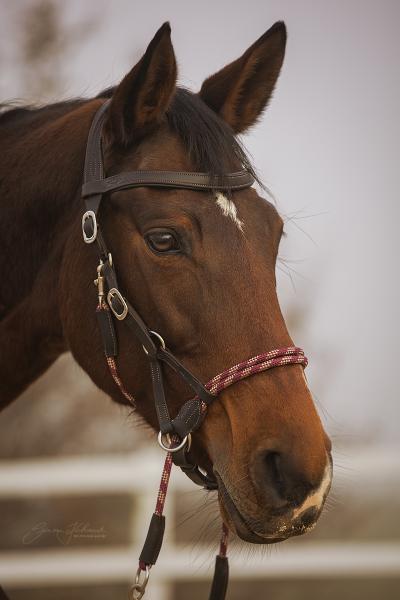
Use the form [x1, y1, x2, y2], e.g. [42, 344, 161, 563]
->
[81, 100, 308, 600]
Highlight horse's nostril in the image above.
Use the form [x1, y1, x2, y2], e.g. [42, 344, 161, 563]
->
[298, 506, 318, 527]
[264, 451, 285, 498]
[262, 449, 313, 508]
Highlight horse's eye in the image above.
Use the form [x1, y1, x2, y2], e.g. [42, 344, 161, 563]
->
[145, 230, 181, 254]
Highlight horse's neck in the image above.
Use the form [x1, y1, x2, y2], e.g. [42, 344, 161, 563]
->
[0, 100, 100, 311]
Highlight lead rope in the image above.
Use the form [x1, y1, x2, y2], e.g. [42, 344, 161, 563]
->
[131, 443, 230, 600]
[97, 298, 307, 600]
[131, 448, 175, 599]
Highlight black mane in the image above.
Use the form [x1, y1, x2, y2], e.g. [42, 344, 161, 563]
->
[1, 87, 259, 181]
[167, 88, 258, 181]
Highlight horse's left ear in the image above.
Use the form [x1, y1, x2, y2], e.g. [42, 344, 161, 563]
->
[199, 22, 286, 133]
[105, 22, 177, 146]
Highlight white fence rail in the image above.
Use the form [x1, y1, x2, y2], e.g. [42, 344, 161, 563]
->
[1, 446, 399, 597]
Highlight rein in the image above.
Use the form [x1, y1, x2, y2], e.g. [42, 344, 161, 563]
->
[81, 100, 308, 599]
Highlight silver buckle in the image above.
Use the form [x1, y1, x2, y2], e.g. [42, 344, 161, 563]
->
[107, 288, 128, 320]
[82, 210, 97, 243]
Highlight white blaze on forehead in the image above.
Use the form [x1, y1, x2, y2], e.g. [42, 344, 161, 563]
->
[215, 192, 244, 231]
[292, 463, 332, 521]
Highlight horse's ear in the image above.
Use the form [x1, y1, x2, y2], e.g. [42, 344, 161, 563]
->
[105, 22, 177, 146]
[199, 22, 286, 134]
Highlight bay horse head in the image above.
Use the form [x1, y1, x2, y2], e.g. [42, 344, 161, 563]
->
[5, 21, 332, 545]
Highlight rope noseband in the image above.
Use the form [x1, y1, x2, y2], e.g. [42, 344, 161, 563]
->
[82, 101, 308, 600]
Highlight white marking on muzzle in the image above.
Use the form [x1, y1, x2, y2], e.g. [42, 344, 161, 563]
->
[215, 192, 244, 231]
[292, 463, 332, 520]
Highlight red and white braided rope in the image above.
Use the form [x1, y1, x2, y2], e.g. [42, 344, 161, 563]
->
[219, 522, 229, 558]
[205, 346, 307, 395]
[106, 357, 136, 406]
[138, 448, 175, 572]
[154, 450, 174, 517]
[195, 346, 307, 416]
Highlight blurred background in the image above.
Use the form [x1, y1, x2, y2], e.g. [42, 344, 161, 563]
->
[0, 0, 399, 598]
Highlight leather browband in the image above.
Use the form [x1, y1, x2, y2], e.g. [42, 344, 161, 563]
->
[82, 169, 254, 197]
[81, 99, 255, 198]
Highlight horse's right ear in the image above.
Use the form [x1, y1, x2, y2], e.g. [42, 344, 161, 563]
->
[199, 22, 286, 133]
[105, 22, 177, 147]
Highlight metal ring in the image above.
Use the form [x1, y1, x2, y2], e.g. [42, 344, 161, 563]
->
[157, 432, 191, 453]
[142, 330, 166, 355]
[130, 566, 150, 600]
[107, 288, 128, 320]
[82, 210, 97, 243]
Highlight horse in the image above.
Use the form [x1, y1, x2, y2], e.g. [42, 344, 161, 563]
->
[0, 20, 332, 597]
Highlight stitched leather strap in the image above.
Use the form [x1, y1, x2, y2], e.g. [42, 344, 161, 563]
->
[83, 100, 108, 185]
[82, 169, 255, 197]
[172, 447, 218, 490]
[157, 348, 215, 406]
